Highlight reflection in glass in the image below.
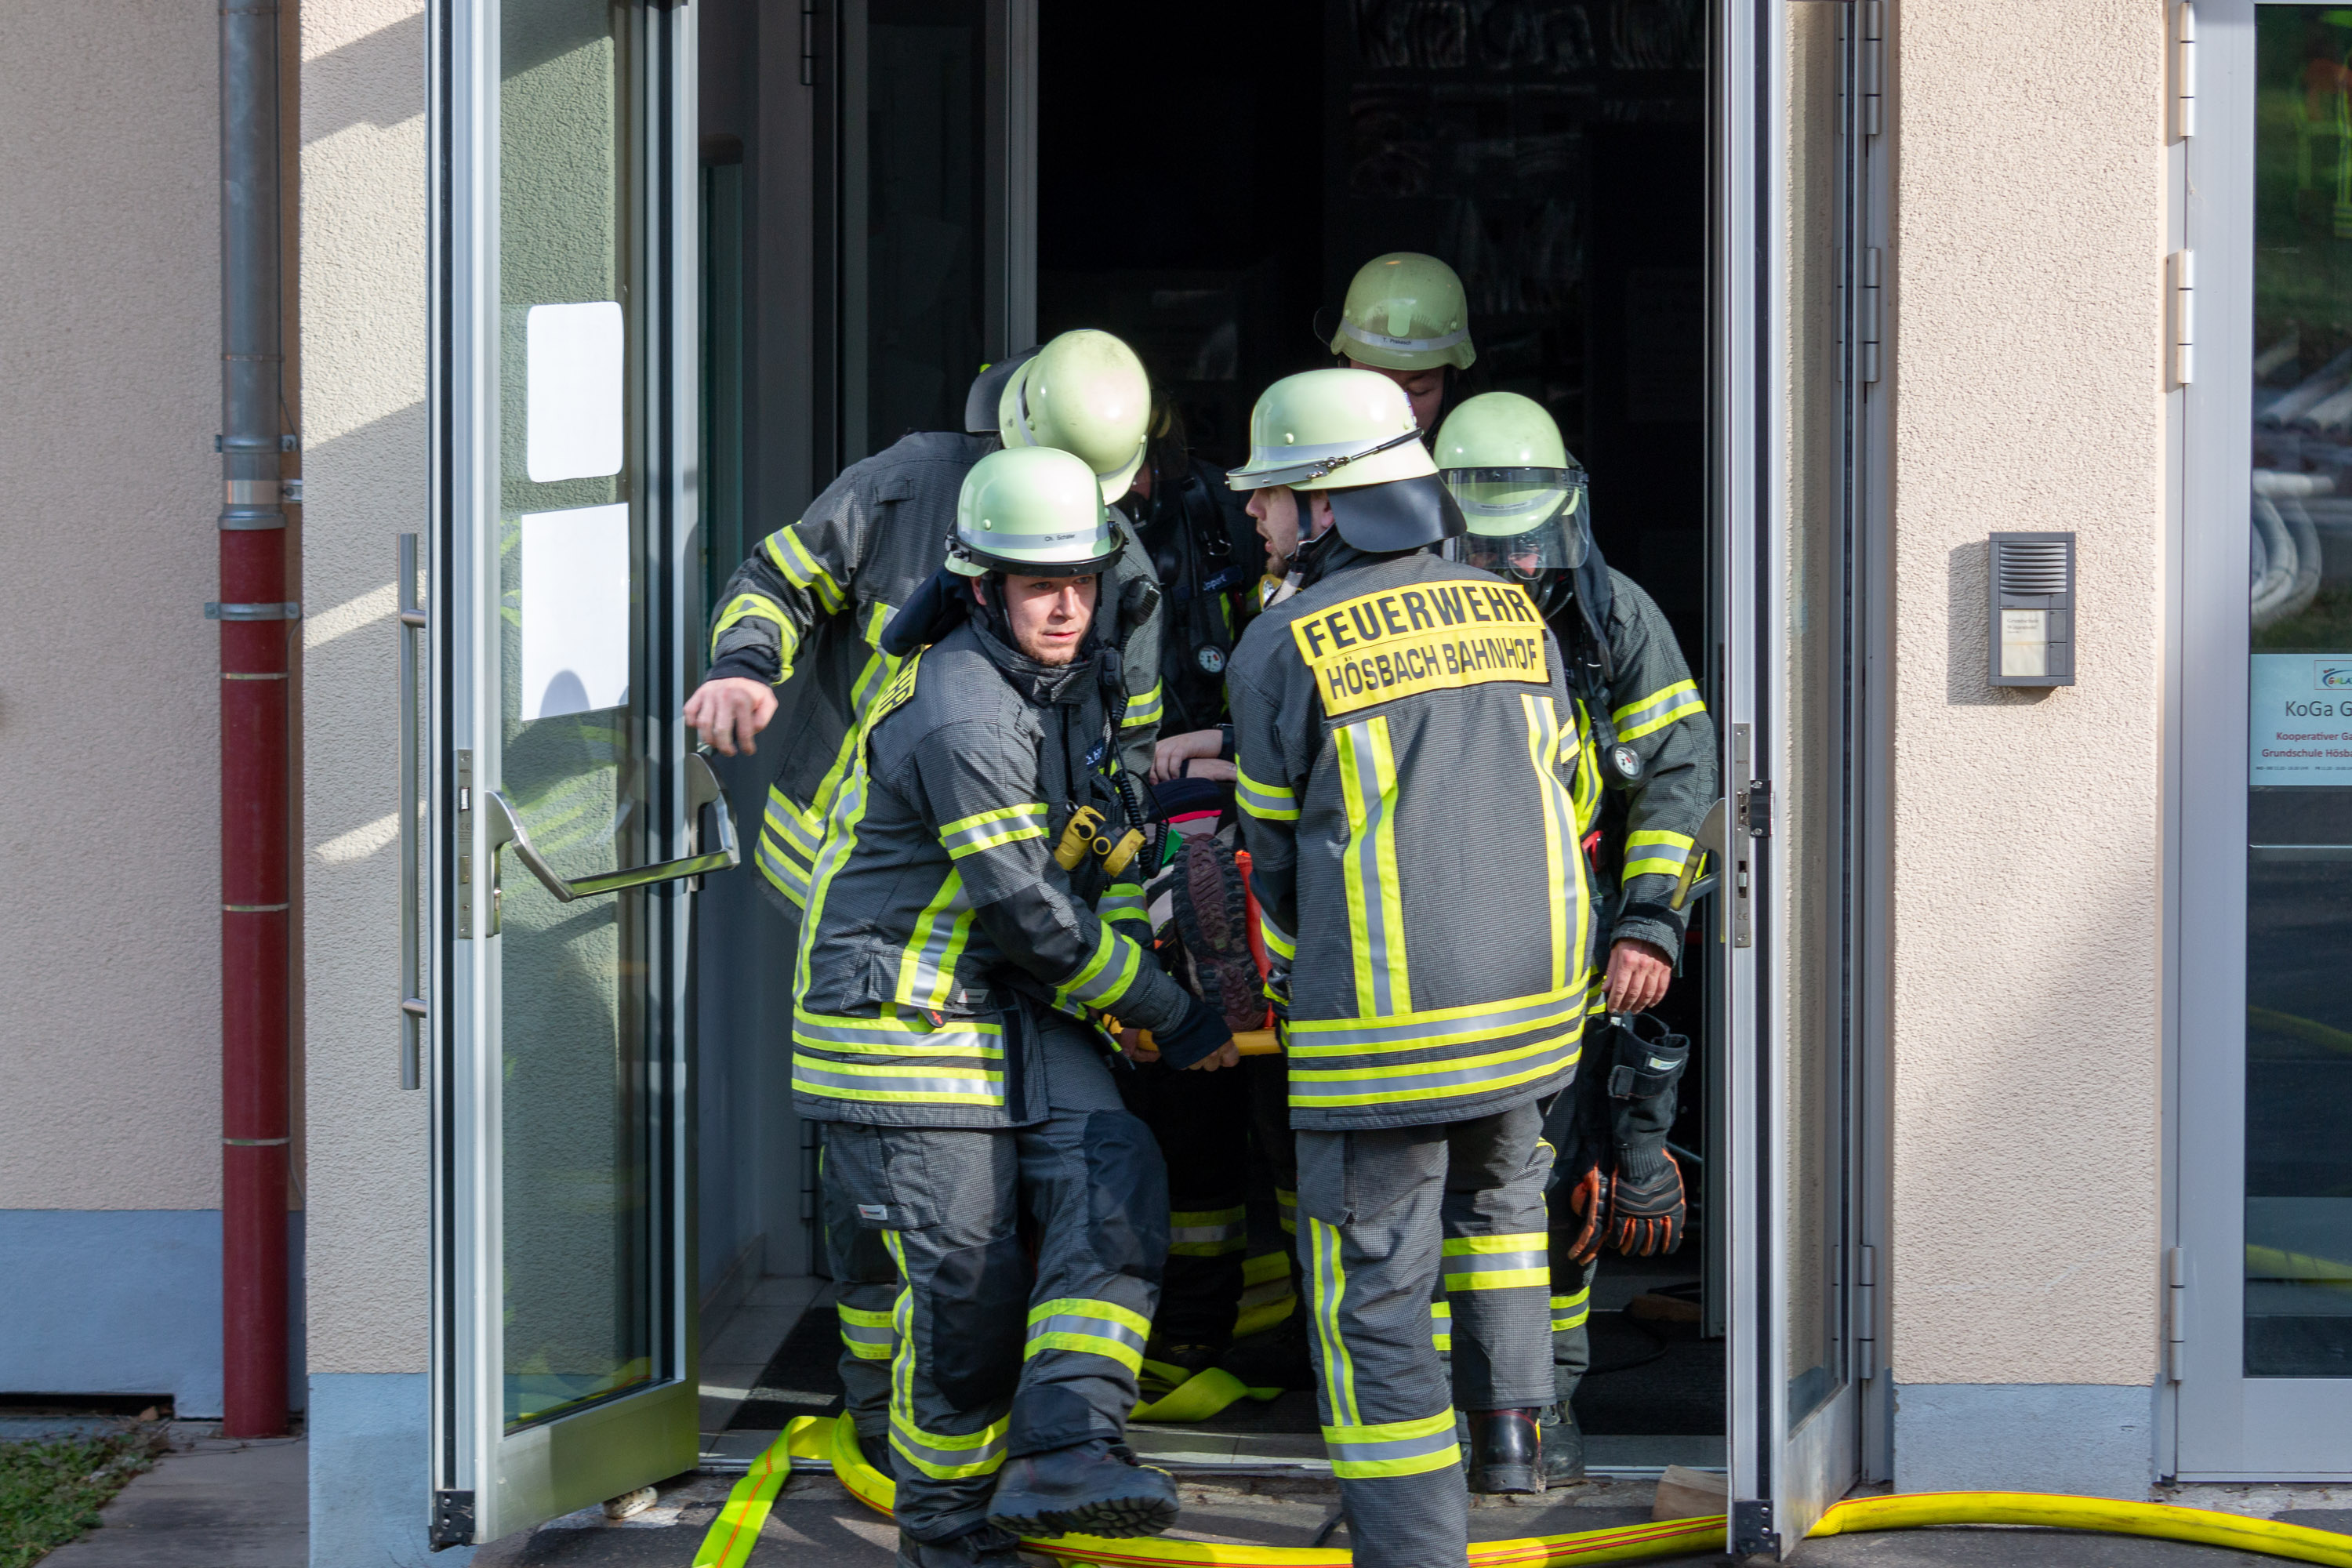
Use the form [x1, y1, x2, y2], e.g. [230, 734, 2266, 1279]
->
[497, 0, 655, 1429]
[1777, 0, 1852, 1430]
[2246, 6, 2352, 1380]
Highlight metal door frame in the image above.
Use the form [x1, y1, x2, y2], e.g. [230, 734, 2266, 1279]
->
[1717, 0, 1879, 1548]
[426, 0, 704, 1544]
[2172, 0, 2352, 1482]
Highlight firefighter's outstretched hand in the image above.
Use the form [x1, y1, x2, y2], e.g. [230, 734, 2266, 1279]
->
[684, 677, 777, 757]
[1602, 938, 1673, 1014]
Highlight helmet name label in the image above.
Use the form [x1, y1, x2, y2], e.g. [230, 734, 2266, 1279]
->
[1291, 581, 1549, 717]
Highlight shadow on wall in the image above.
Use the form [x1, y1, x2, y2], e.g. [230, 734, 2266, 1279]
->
[304, 8, 425, 144]
[1947, 540, 2053, 708]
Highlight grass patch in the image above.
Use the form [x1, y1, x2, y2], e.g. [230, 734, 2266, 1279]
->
[0, 1429, 167, 1568]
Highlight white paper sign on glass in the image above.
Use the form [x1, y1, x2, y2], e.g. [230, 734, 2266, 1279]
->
[520, 503, 630, 720]
[2249, 652, 2352, 784]
[525, 301, 624, 483]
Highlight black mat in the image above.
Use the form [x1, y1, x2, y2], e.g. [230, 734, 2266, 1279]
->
[731, 1303, 1722, 1438]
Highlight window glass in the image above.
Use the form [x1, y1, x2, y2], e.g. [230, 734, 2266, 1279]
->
[2245, 5, 2352, 1379]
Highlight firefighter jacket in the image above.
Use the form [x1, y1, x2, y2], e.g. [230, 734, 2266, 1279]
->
[1227, 543, 1593, 1132]
[1553, 569, 1717, 967]
[704, 431, 1167, 920]
[791, 617, 1194, 1131]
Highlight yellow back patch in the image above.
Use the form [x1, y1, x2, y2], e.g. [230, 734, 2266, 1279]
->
[1290, 579, 1550, 717]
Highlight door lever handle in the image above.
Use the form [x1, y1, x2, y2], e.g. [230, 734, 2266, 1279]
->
[484, 750, 741, 905]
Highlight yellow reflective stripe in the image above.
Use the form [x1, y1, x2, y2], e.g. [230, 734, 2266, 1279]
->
[1307, 1218, 1359, 1427]
[1622, 828, 1694, 881]
[885, 1232, 1009, 1479]
[1613, 678, 1704, 742]
[1443, 1232, 1548, 1255]
[1334, 717, 1408, 1017]
[713, 592, 801, 679]
[837, 1302, 895, 1359]
[792, 1007, 1004, 1047]
[1550, 1287, 1592, 1332]
[1098, 882, 1149, 927]
[1122, 681, 1164, 728]
[755, 828, 811, 909]
[1058, 921, 1146, 1010]
[1236, 764, 1300, 821]
[1287, 1032, 1581, 1109]
[1322, 1410, 1461, 1479]
[1024, 1298, 1149, 1374]
[1261, 913, 1298, 962]
[862, 600, 895, 651]
[1523, 695, 1572, 994]
[1170, 1207, 1248, 1257]
[1284, 985, 1583, 1053]
[765, 784, 824, 859]
[938, 802, 1050, 858]
[1276, 1189, 1298, 1235]
[764, 526, 848, 615]
[894, 870, 977, 1010]
[1570, 703, 1603, 833]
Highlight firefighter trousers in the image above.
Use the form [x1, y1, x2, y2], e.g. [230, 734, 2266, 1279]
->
[1296, 1102, 1554, 1568]
[819, 1138, 899, 1446]
[818, 1025, 1170, 1544]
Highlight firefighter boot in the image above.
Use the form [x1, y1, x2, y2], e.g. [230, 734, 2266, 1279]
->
[986, 1439, 1180, 1538]
[1466, 1408, 1544, 1495]
[895, 1523, 1027, 1567]
[1538, 1403, 1586, 1485]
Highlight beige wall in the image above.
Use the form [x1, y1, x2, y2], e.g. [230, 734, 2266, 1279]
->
[301, 0, 431, 1374]
[0, 4, 224, 1211]
[1887, 0, 2169, 1386]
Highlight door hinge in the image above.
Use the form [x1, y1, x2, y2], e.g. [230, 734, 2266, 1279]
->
[1856, 1243, 1880, 1381]
[2165, 1245, 2187, 1383]
[800, 0, 817, 85]
[456, 750, 474, 939]
[1731, 1499, 1781, 1558]
[2169, 249, 2195, 387]
[1862, 0, 1884, 136]
[430, 1489, 475, 1548]
[2173, 0, 2197, 141]
[1860, 248, 1883, 384]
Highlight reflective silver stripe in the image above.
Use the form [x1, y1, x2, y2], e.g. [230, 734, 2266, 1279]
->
[1025, 1310, 1147, 1357]
[1338, 318, 1468, 354]
[1235, 768, 1298, 820]
[766, 789, 824, 858]
[897, 873, 977, 1007]
[1288, 1035, 1580, 1105]
[1321, 1411, 1463, 1478]
[1098, 884, 1149, 926]
[1123, 683, 1164, 728]
[890, 1414, 1009, 1479]
[1169, 1208, 1247, 1256]
[756, 833, 811, 906]
[938, 803, 1049, 858]
[793, 1012, 1001, 1052]
[1285, 989, 1581, 1051]
[1440, 1250, 1547, 1283]
[790, 1062, 1003, 1100]
[838, 1305, 895, 1359]
[1338, 720, 1403, 1017]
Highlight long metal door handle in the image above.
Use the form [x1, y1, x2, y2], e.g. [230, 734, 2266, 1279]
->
[484, 750, 741, 904]
[397, 533, 426, 1089]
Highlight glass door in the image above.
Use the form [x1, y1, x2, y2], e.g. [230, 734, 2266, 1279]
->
[2176, 0, 2352, 1479]
[427, 0, 722, 1544]
[1720, 0, 1867, 1549]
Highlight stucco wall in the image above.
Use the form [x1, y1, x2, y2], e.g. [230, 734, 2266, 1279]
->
[1888, 0, 2169, 1388]
[301, 0, 431, 1375]
[0, 4, 224, 1210]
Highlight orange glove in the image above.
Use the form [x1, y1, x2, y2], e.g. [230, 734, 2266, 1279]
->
[1604, 1149, 1686, 1257]
[1562, 1160, 1610, 1267]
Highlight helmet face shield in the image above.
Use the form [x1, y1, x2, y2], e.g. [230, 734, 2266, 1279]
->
[1440, 466, 1591, 573]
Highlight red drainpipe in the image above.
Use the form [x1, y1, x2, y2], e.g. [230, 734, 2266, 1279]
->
[217, 0, 289, 1439]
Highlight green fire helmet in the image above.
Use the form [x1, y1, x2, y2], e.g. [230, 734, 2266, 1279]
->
[1435, 391, 1592, 573]
[997, 329, 1151, 501]
[1229, 369, 1464, 554]
[947, 446, 1121, 578]
[1225, 368, 1435, 493]
[1328, 252, 1477, 373]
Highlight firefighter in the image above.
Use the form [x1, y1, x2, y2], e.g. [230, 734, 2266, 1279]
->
[1435, 391, 1716, 1483]
[684, 330, 1168, 1467]
[1327, 252, 1477, 434]
[796, 445, 1238, 1566]
[1225, 368, 1592, 1565]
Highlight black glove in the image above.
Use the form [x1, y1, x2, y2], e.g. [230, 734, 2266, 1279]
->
[1605, 1147, 1685, 1257]
[1151, 992, 1234, 1070]
[881, 564, 971, 656]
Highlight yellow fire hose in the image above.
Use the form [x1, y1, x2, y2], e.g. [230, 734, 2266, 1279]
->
[691, 1414, 2352, 1568]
